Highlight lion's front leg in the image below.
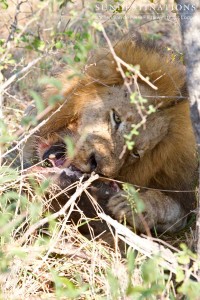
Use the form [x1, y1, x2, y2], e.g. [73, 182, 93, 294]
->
[107, 190, 187, 233]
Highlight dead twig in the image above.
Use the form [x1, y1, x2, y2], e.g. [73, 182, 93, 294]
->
[0, 56, 43, 95]
[17, 173, 99, 246]
[6, 0, 28, 45]
[98, 212, 197, 277]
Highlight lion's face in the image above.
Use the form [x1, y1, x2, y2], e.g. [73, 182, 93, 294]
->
[67, 84, 169, 178]
[38, 83, 170, 179]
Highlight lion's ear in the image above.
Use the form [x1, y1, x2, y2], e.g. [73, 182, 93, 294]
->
[137, 149, 145, 158]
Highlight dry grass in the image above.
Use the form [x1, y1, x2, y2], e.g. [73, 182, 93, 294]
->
[0, 169, 198, 299]
[0, 170, 144, 299]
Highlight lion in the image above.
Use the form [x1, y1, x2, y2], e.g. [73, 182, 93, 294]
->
[21, 37, 197, 234]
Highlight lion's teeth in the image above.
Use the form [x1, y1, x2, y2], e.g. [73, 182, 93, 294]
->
[49, 154, 56, 159]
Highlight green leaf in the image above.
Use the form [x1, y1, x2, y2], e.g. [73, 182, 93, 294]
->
[52, 270, 88, 298]
[176, 243, 196, 265]
[148, 104, 156, 114]
[35, 179, 51, 195]
[21, 115, 37, 127]
[0, 166, 18, 184]
[9, 248, 27, 259]
[176, 267, 185, 283]
[64, 136, 75, 159]
[130, 92, 137, 103]
[142, 258, 161, 283]
[126, 248, 135, 279]
[49, 94, 63, 105]
[74, 55, 80, 62]
[126, 140, 135, 150]
[92, 21, 103, 31]
[29, 201, 43, 223]
[106, 270, 120, 299]
[115, 5, 122, 13]
[0, 212, 13, 228]
[178, 280, 200, 300]
[0, 0, 8, 9]
[29, 90, 45, 114]
[177, 254, 190, 265]
[130, 127, 139, 135]
[55, 40, 63, 49]
[0, 39, 5, 46]
[0, 191, 28, 211]
[0, 250, 9, 272]
[122, 183, 145, 213]
[0, 135, 16, 143]
[138, 95, 147, 104]
[39, 76, 63, 90]
[32, 37, 45, 51]
[0, 119, 16, 143]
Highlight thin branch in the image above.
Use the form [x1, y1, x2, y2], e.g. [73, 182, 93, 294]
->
[99, 176, 196, 193]
[6, 0, 28, 45]
[17, 173, 99, 246]
[0, 56, 43, 94]
[101, 26, 158, 91]
[1, 83, 81, 159]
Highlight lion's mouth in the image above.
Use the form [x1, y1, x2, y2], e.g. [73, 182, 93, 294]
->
[45, 153, 67, 168]
[41, 142, 113, 180]
[42, 142, 68, 168]
[42, 142, 84, 178]
[40, 143, 121, 191]
[44, 154, 82, 174]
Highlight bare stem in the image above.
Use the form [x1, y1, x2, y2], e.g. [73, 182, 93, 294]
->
[17, 173, 99, 246]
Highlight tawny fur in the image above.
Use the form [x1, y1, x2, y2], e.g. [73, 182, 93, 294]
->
[23, 38, 197, 233]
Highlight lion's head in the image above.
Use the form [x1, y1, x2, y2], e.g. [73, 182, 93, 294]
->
[38, 82, 176, 181]
[31, 38, 195, 188]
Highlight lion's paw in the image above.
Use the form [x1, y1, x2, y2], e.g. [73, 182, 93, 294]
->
[107, 192, 135, 223]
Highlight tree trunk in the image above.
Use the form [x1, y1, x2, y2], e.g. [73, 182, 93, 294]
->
[177, 0, 200, 279]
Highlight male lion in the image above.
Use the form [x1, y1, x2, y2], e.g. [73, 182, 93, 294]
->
[22, 37, 197, 234]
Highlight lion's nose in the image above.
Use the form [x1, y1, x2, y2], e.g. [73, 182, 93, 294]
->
[88, 153, 98, 172]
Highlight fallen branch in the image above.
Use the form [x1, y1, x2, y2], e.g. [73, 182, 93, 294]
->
[99, 212, 178, 273]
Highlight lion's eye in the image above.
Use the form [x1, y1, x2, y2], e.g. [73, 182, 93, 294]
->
[131, 152, 140, 159]
[111, 109, 121, 129]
